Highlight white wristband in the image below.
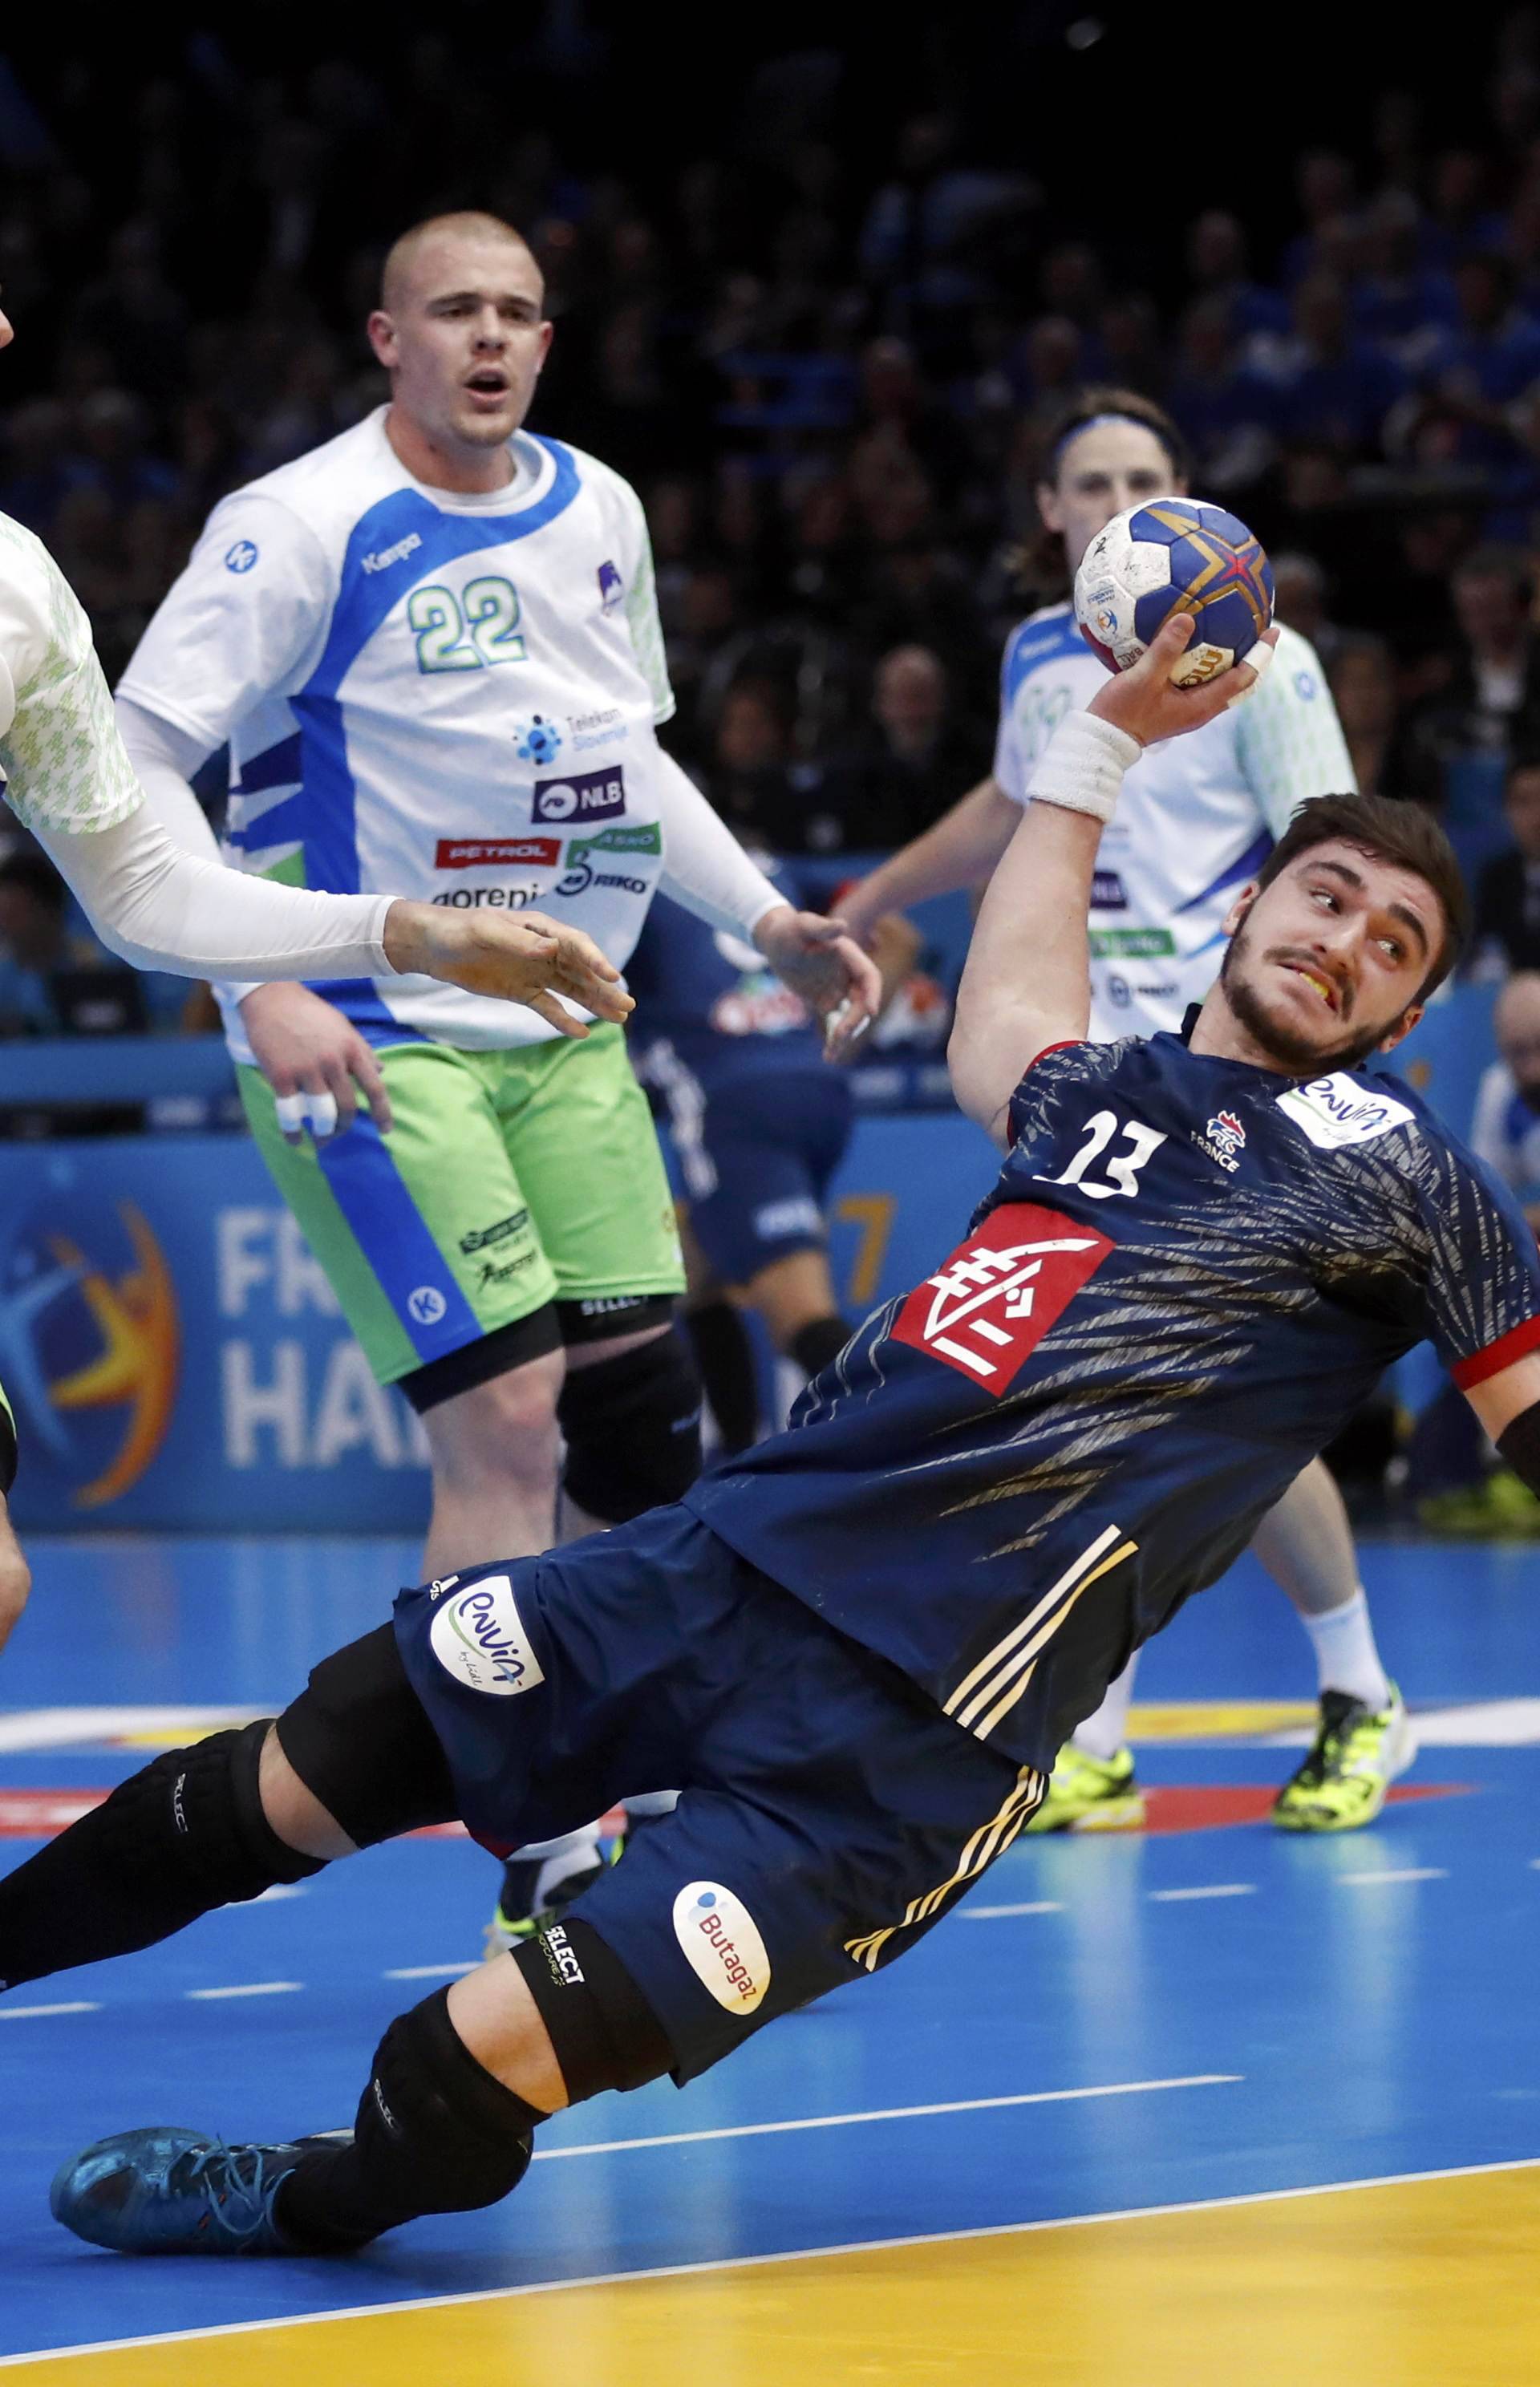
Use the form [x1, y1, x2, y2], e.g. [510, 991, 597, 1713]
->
[1027, 711, 1142, 825]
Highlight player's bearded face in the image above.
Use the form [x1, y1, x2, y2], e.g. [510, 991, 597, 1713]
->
[1219, 850, 1438, 1072]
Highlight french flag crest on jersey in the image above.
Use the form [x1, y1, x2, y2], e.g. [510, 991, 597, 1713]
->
[598, 559, 623, 612]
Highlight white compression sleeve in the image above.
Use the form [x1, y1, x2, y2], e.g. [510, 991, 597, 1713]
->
[116, 696, 258, 1004]
[31, 778, 393, 983]
[653, 747, 787, 938]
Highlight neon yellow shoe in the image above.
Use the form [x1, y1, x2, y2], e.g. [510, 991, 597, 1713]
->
[1270, 1684, 1416, 1832]
[1024, 1743, 1145, 1833]
[1416, 1469, 1540, 1538]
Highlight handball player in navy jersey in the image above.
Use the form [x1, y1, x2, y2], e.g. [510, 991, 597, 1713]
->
[14, 614, 1540, 2258]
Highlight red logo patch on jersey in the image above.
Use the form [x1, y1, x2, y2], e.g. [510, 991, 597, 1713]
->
[890, 1202, 1114, 1393]
[436, 837, 561, 869]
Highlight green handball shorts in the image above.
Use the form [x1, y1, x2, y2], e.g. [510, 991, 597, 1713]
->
[239, 1023, 684, 1391]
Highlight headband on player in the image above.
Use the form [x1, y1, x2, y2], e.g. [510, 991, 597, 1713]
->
[1049, 413, 1173, 476]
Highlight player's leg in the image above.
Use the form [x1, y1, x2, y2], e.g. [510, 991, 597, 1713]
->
[744, 1247, 853, 1379]
[0, 1625, 454, 1993]
[1257, 1457, 1415, 1831]
[1024, 1652, 1146, 1832]
[238, 1043, 568, 1574]
[680, 1214, 762, 1453]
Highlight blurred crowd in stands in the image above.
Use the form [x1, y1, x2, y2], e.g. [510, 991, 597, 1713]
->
[6, 11, 1540, 1031]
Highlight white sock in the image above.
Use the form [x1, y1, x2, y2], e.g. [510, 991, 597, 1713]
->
[1300, 1587, 1391, 1709]
[510, 1825, 602, 1910]
[622, 1790, 679, 1820]
[1072, 1651, 1140, 1761]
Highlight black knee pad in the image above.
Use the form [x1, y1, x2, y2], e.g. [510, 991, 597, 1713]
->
[513, 1918, 674, 2102]
[558, 1329, 703, 1524]
[278, 1987, 538, 2248]
[173, 1719, 326, 1896]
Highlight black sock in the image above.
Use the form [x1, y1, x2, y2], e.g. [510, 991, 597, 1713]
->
[788, 1314, 853, 1380]
[0, 1725, 321, 1993]
[685, 1299, 760, 1453]
[276, 1987, 539, 2250]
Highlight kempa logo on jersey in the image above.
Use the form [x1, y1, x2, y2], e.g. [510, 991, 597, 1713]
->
[671, 1881, 770, 2014]
[891, 1202, 1114, 1393]
[363, 532, 424, 574]
[1275, 1073, 1416, 1152]
[428, 1574, 546, 1697]
[532, 766, 626, 825]
[1194, 1109, 1247, 1172]
[555, 821, 661, 898]
[436, 837, 561, 870]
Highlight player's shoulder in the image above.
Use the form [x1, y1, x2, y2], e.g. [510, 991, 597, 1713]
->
[1002, 601, 1084, 677]
[0, 509, 53, 582]
[1266, 1062, 1458, 1169]
[537, 435, 645, 523]
[210, 411, 399, 552]
[1258, 621, 1331, 710]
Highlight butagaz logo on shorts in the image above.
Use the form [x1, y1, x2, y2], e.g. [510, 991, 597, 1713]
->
[363, 532, 423, 574]
[1193, 1108, 1246, 1173]
[1275, 1072, 1416, 1153]
[671, 1881, 769, 2014]
[429, 1574, 546, 1698]
[532, 765, 625, 825]
[555, 821, 660, 898]
[460, 1211, 529, 1256]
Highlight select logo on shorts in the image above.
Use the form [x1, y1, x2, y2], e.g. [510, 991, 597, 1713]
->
[533, 766, 626, 825]
[429, 1573, 546, 1698]
[1275, 1072, 1415, 1153]
[890, 1202, 1113, 1393]
[225, 540, 259, 573]
[436, 837, 561, 869]
[671, 1881, 770, 2014]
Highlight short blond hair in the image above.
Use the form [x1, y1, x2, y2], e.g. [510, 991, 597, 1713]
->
[379, 213, 538, 313]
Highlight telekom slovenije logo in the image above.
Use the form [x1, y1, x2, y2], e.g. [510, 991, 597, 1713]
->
[890, 1202, 1113, 1394]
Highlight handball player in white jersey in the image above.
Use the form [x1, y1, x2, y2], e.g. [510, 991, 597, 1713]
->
[0, 291, 628, 1672]
[114, 213, 876, 1927]
[842, 387, 1411, 1833]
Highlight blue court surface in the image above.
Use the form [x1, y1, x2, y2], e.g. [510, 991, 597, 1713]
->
[1, 1529, 1538, 2373]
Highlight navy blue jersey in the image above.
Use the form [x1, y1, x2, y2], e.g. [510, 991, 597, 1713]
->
[686, 1029, 1540, 1769]
[626, 858, 824, 1090]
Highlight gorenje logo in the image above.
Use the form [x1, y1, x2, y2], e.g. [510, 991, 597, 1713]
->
[890, 1202, 1113, 1393]
[436, 837, 560, 869]
[532, 767, 626, 825]
[555, 821, 661, 898]
[428, 1573, 546, 1697]
[1275, 1072, 1416, 1153]
[363, 532, 424, 574]
[671, 1880, 770, 2013]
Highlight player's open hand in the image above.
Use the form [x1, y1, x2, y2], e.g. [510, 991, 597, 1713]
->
[753, 904, 883, 1061]
[1087, 616, 1279, 748]
[385, 901, 634, 1040]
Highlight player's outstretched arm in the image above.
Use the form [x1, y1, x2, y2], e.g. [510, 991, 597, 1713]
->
[950, 618, 1270, 1144]
[836, 776, 1021, 947]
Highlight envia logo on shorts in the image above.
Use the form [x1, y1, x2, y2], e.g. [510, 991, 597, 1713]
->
[890, 1201, 1114, 1394]
[225, 541, 259, 574]
[429, 1573, 546, 1698]
[533, 766, 626, 826]
[671, 1880, 770, 2014]
[555, 820, 660, 898]
[1275, 1072, 1415, 1153]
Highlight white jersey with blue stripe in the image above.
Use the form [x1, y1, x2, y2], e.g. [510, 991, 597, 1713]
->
[119, 408, 675, 1058]
[993, 604, 1353, 1038]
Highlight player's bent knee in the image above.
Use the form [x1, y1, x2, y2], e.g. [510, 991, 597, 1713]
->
[558, 1329, 703, 1524]
[512, 1917, 674, 2101]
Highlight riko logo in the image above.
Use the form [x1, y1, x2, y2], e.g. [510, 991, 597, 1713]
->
[436, 837, 561, 869]
[554, 819, 659, 897]
[429, 1574, 546, 1698]
[890, 1202, 1113, 1393]
[1275, 1073, 1415, 1153]
[532, 766, 626, 826]
[671, 1881, 770, 2014]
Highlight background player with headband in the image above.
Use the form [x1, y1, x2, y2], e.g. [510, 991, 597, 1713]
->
[0, 290, 627, 1671]
[115, 211, 877, 1931]
[840, 387, 1405, 1836]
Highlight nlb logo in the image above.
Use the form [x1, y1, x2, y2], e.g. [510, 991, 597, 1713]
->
[671, 1881, 769, 2014]
[890, 1202, 1112, 1394]
[1276, 1072, 1415, 1153]
[533, 765, 626, 827]
[429, 1573, 546, 1697]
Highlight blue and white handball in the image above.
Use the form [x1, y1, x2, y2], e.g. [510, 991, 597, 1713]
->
[1074, 498, 1275, 687]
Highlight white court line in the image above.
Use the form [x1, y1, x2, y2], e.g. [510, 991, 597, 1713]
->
[961, 1900, 1065, 1919]
[383, 1964, 479, 1980]
[0, 2000, 99, 2019]
[1148, 1884, 1255, 1903]
[184, 1981, 306, 2001]
[532, 2073, 1238, 2162]
[1336, 1868, 1449, 1886]
[10, 2149, 1539, 2369]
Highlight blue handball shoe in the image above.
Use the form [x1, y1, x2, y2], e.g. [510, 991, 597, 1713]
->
[50, 2126, 328, 2254]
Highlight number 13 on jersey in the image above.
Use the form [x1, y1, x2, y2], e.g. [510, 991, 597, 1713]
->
[1036, 1109, 1167, 1202]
